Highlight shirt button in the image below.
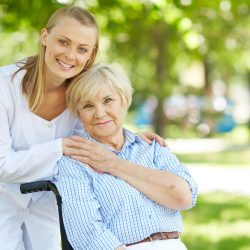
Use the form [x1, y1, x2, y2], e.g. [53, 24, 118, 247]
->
[47, 123, 53, 128]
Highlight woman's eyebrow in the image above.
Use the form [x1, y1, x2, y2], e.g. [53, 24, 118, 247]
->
[59, 35, 91, 47]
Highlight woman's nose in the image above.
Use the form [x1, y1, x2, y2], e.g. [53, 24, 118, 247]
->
[65, 47, 76, 60]
[94, 106, 106, 118]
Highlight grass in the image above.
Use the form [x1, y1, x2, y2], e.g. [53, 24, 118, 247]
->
[182, 192, 250, 250]
[177, 146, 250, 166]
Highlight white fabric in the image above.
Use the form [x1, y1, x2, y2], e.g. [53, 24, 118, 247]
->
[126, 239, 187, 250]
[0, 189, 60, 250]
[0, 64, 82, 249]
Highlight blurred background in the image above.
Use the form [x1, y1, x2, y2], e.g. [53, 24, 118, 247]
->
[1, 0, 249, 249]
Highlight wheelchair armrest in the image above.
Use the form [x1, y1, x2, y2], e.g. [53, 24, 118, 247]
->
[20, 180, 53, 194]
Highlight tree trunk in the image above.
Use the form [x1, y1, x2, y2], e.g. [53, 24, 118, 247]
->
[203, 55, 212, 97]
[151, 25, 168, 137]
[154, 99, 166, 136]
[248, 71, 250, 142]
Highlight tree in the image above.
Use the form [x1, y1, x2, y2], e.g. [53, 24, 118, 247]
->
[87, 0, 250, 136]
[1, 0, 249, 137]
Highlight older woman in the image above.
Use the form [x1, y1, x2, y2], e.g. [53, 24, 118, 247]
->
[54, 63, 198, 250]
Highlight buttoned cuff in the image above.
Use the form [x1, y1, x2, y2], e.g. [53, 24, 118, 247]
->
[176, 170, 198, 208]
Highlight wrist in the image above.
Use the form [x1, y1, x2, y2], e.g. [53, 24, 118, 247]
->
[108, 157, 127, 175]
[116, 246, 127, 250]
[108, 157, 122, 173]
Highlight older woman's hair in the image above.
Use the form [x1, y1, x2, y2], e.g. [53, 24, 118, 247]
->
[66, 63, 133, 117]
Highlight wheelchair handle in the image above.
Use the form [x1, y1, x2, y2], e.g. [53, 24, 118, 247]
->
[20, 180, 73, 249]
[20, 180, 53, 194]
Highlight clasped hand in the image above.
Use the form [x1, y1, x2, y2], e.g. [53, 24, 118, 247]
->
[62, 136, 119, 173]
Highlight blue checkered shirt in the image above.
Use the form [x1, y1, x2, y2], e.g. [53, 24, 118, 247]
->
[54, 129, 198, 250]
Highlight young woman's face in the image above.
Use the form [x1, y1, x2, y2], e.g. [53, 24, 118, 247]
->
[77, 85, 127, 143]
[41, 17, 97, 86]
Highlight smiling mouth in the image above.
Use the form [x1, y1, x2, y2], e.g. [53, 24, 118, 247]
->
[94, 120, 112, 126]
[57, 59, 74, 71]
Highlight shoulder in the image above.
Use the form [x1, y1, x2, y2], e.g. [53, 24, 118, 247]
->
[123, 128, 147, 147]
[0, 63, 25, 90]
[0, 63, 20, 78]
[0, 64, 26, 106]
[123, 129, 160, 161]
[152, 141, 176, 160]
[57, 156, 94, 178]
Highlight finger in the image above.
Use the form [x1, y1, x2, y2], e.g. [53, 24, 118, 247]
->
[63, 147, 80, 156]
[71, 136, 97, 146]
[152, 134, 167, 147]
[64, 147, 90, 157]
[66, 139, 98, 152]
[71, 157, 104, 173]
[63, 138, 82, 148]
[71, 155, 91, 165]
[155, 135, 164, 146]
[141, 137, 153, 144]
[70, 135, 85, 142]
[162, 139, 168, 147]
[70, 156, 104, 174]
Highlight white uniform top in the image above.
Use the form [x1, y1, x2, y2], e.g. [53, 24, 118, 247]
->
[0, 63, 81, 207]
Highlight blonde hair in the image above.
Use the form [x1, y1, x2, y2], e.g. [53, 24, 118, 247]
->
[14, 6, 99, 112]
[66, 63, 133, 117]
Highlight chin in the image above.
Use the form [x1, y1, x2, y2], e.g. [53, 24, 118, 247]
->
[94, 132, 113, 139]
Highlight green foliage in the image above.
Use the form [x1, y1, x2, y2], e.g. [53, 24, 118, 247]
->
[182, 192, 250, 250]
[177, 146, 250, 166]
[0, 26, 39, 64]
[1, 0, 249, 136]
[1, 0, 63, 31]
[87, 0, 250, 135]
[0, 0, 65, 64]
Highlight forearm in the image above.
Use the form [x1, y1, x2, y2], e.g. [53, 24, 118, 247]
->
[108, 159, 192, 209]
[0, 139, 62, 183]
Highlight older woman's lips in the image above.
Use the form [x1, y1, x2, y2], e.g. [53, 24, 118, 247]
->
[94, 120, 112, 126]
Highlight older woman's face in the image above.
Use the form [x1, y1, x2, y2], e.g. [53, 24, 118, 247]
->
[77, 85, 127, 141]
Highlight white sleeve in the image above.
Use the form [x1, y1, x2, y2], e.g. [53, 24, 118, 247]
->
[0, 69, 63, 184]
[72, 119, 84, 136]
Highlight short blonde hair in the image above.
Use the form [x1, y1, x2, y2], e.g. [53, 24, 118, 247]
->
[66, 63, 133, 117]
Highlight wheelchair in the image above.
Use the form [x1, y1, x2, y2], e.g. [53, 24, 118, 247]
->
[20, 181, 73, 250]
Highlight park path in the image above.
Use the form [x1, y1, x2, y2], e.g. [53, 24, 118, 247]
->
[168, 138, 250, 196]
[188, 165, 250, 196]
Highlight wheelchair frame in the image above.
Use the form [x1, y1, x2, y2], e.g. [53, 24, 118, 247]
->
[20, 181, 73, 250]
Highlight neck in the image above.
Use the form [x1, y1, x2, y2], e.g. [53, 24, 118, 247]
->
[95, 131, 125, 150]
[44, 69, 66, 91]
[45, 82, 67, 93]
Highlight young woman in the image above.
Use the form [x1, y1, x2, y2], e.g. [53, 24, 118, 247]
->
[0, 6, 99, 250]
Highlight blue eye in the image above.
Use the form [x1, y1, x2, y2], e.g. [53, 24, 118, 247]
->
[78, 47, 87, 53]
